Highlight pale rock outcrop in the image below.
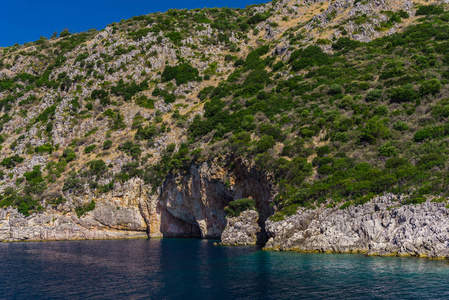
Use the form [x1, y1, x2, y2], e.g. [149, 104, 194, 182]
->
[0, 208, 146, 242]
[220, 209, 261, 245]
[265, 194, 449, 259]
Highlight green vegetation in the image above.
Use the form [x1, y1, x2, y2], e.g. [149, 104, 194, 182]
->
[224, 198, 256, 217]
[0, 155, 24, 168]
[0, 187, 39, 216]
[161, 63, 200, 85]
[84, 144, 96, 154]
[75, 200, 96, 217]
[4, 3, 449, 218]
[179, 7, 449, 216]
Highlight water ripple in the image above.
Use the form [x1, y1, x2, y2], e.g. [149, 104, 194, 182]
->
[0, 239, 448, 299]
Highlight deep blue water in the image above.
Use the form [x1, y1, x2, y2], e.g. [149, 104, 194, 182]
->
[1, 239, 449, 299]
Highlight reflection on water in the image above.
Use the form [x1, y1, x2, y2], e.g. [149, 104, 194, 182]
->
[0, 239, 448, 299]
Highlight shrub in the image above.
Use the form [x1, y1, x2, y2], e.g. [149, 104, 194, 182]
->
[332, 37, 361, 51]
[389, 84, 415, 103]
[316, 146, 330, 157]
[35, 105, 56, 123]
[329, 84, 343, 95]
[103, 140, 113, 150]
[23, 165, 46, 195]
[88, 160, 107, 177]
[135, 95, 155, 109]
[63, 175, 83, 192]
[110, 79, 148, 101]
[379, 142, 397, 157]
[120, 141, 142, 159]
[62, 148, 76, 162]
[359, 117, 389, 144]
[338, 95, 353, 108]
[165, 31, 182, 43]
[34, 143, 53, 154]
[59, 30, 71, 37]
[75, 200, 96, 218]
[0, 155, 24, 168]
[417, 153, 446, 170]
[420, 79, 441, 96]
[257, 135, 275, 153]
[300, 127, 316, 138]
[290, 46, 329, 71]
[339, 201, 352, 210]
[385, 157, 408, 169]
[0, 188, 38, 216]
[414, 129, 432, 142]
[84, 145, 96, 153]
[224, 198, 256, 217]
[129, 28, 150, 40]
[335, 132, 348, 143]
[247, 12, 271, 25]
[365, 89, 382, 102]
[416, 5, 444, 16]
[91, 89, 109, 102]
[392, 121, 409, 132]
[161, 63, 199, 85]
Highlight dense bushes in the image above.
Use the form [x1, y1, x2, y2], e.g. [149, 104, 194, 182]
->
[62, 148, 76, 162]
[0, 155, 24, 168]
[224, 198, 256, 217]
[388, 84, 415, 103]
[161, 63, 200, 85]
[290, 46, 329, 71]
[23, 165, 46, 195]
[420, 79, 441, 96]
[416, 5, 444, 16]
[110, 79, 148, 101]
[0, 187, 38, 216]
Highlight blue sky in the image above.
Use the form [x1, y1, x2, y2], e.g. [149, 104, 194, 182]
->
[1, 0, 267, 47]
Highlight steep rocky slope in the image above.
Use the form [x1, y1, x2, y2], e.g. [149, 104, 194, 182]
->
[1, 0, 449, 247]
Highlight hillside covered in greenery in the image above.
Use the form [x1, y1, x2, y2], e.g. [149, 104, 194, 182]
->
[0, 0, 448, 222]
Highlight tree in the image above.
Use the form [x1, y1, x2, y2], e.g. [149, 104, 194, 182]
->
[59, 29, 71, 38]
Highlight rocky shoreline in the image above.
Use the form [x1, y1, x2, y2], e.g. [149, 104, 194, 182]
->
[0, 207, 147, 242]
[263, 194, 449, 259]
[4, 192, 449, 261]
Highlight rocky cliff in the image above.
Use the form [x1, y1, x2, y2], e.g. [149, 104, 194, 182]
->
[0, 159, 275, 242]
[264, 194, 449, 259]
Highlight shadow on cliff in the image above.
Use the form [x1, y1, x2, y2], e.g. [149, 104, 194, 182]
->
[145, 158, 274, 244]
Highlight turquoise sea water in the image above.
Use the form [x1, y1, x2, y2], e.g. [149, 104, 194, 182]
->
[1, 238, 448, 299]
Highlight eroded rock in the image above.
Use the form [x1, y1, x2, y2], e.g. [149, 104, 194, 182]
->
[265, 194, 449, 259]
[220, 209, 261, 245]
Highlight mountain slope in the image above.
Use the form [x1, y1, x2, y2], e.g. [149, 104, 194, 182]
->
[1, 0, 449, 241]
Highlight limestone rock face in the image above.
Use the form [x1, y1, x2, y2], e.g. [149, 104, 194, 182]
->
[0, 177, 148, 242]
[265, 194, 449, 259]
[0, 159, 275, 242]
[0, 208, 147, 242]
[220, 209, 261, 246]
[146, 159, 274, 239]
